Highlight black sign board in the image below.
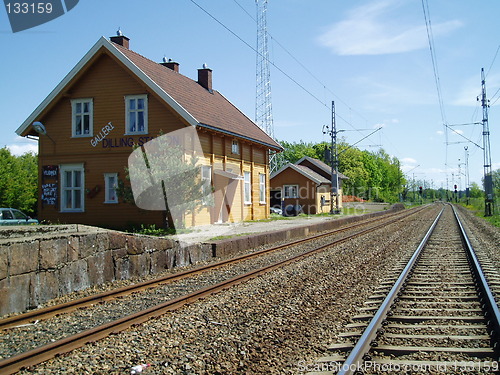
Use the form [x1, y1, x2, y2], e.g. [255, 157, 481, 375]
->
[43, 165, 58, 178]
[41, 183, 57, 205]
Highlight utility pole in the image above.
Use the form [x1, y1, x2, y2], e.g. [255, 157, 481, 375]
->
[480, 68, 494, 216]
[322, 101, 341, 214]
[458, 159, 462, 196]
[464, 146, 470, 203]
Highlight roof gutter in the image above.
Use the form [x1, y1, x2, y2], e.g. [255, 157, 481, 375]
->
[197, 123, 282, 151]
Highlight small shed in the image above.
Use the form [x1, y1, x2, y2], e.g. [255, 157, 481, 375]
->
[270, 156, 347, 215]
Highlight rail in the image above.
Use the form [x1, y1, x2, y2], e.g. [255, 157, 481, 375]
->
[0, 206, 425, 330]
[336, 204, 500, 375]
[0, 206, 428, 374]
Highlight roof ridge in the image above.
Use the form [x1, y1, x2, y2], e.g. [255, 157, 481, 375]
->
[112, 42, 186, 78]
[112, 42, 281, 150]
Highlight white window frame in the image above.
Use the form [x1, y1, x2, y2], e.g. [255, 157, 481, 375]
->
[244, 171, 252, 204]
[71, 98, 93, 137]
[259, 173, 266, 204]
[104, 173, 118, 204]
[125, 94, 148, 135]
[201, 166, 212, 205]
[283, 184, 299, 198]
[60, 164, 85, 212]
[231, 139, 239, 154]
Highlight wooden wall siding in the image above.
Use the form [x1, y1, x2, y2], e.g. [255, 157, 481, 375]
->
[212, 136, 223, 156]
[39, 155, 165, 229]
[35, 51, 270, 229]
[242, 144, 251, 161]
[198, 132, 212, 155]
[270, 169, 315, 199]
[270, 169, 317, 215]
[253, 147, 266, 165]
[252, 165, 267, 219]
[39, 53, 184, 158]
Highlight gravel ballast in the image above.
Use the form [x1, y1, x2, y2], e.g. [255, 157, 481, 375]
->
[0, 206, 464, 374]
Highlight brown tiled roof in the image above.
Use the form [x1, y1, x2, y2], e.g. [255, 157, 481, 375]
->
[296, 156, 348, 179]
[295, 165, 331, 184]
[113, 43, 281, 150]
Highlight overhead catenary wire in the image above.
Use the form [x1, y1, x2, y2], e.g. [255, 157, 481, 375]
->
[232, 0, 371, 131]
[189, 0, 370, 135]
[486, 44, 500, 77]
[421, 0, 447, 125]
[421, 0, 451, 190]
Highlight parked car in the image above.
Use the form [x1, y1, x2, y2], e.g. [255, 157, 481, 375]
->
[270, 206, 282, 215]
[0, 208, 38, 225]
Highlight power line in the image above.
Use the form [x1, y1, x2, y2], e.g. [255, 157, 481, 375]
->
[421, 0, 449, 190]
[232, 0, 371, 130]
[190, 0, 369, 134]
[421, 0, 447, 125]
[489, 86, 500, 104]
[486, 44, 500, 77]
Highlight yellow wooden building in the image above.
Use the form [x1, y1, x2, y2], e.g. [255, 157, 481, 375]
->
[16, 33, 282, 229]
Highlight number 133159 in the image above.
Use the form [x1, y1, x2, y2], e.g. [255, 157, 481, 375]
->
[5, 2, 53, 14]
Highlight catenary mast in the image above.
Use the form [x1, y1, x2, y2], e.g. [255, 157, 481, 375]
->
[480, 68, 494, 216]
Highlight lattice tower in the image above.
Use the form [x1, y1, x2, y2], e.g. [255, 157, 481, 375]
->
[255, 0, 274, 140]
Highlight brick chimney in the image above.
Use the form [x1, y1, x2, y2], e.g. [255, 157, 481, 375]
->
[197, 64, 213, 92]
[161, 58, 179, 73]
[110, 29, 130, 49]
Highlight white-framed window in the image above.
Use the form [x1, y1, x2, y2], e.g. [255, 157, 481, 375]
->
[60, 164, 84, 212]
[259, 173, 266, 204]
[231, 139, 239, 154]
[71, 98, 93, 137]
[283, 184, 298, 198]
[201, 166, 212, 205]
[244, 171, 251, 204]
[125, 94, 148, 134]
[104, 173, 118, 203]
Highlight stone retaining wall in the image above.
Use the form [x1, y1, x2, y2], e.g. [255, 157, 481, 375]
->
[1, 205, 404, 316]
[0, 228, 211, 316]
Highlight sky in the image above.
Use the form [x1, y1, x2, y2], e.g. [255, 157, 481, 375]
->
[1, 0, 499, 190]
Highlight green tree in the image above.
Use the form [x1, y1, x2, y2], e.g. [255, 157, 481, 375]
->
[274, 140, 323, 169]
[116, 133, 208, 230]
[469, 182, 483, 198]
[0, 147, 38, 215]
[277, 139, 406, 203]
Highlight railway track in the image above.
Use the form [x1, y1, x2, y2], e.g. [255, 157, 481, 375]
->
[0, 206, 424, 331]
[313, 204, 500, 374]
[0, 206, 431, 374]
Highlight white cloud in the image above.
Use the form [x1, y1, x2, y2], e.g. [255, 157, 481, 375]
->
[317, 0, 462, 56]
[6, 140, 38, 156]
[401, 158, 419, 173]
[452, 72, 500, 107]
[436, 130, 444, 135]
[401, 157, 417, 164]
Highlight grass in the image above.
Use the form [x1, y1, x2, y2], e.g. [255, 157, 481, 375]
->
[460, 199, 500, 228]
[245, 214, 293, 223]
[209, 232, 254, 241]
[130, 224, 195, 236]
